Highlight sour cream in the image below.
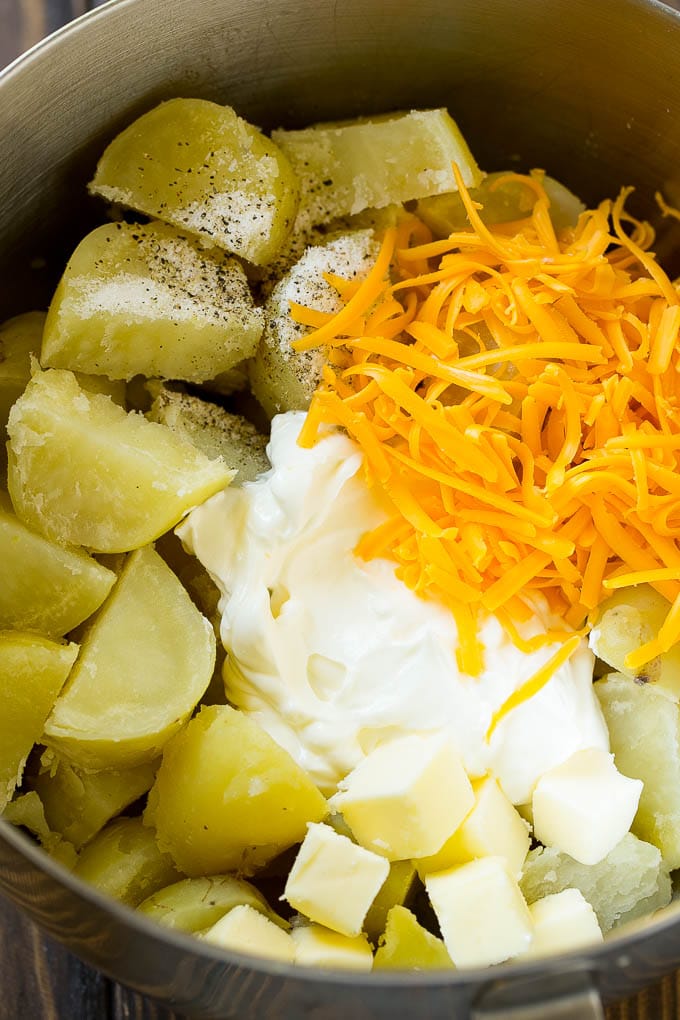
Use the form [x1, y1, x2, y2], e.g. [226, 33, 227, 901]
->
[177, 411, 608, 804]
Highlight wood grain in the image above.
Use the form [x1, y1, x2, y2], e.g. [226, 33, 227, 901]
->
[0, 0, 89, 65]
[2, 1, 680, 1017]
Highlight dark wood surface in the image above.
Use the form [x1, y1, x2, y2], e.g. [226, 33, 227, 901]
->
[3, 1, 680, 1017]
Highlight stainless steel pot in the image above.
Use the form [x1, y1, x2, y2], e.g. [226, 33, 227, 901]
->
[2, 0, 680, 1016]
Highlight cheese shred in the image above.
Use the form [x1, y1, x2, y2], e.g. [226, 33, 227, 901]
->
[291, 169, 680, 681]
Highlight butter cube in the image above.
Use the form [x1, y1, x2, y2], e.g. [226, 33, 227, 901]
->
[202, 904, 295, 962]
[283, 822, 389, 937]
[524, 889, 603, 958]
[425, 856, 533, 967]
[532, 749, 643, 866]
[292, 923, 373, 970]
[417, 775, 530, 877]
[330, 733, 474, 860]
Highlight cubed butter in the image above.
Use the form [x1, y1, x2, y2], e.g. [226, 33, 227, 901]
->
[532, 748, 643, 866]
[292, 923, 373, 970]
[330, 733, 474, 860]
[417, 775, 530, 877]
[425, 856, 533, 967]
[524, 889, 603, 958]
[283, 822, 389, 937]
[202, 904, 295, 962]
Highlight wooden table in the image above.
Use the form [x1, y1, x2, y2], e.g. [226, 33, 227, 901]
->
[2, 1, 680, 1017]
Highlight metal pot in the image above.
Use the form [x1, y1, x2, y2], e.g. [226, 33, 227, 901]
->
[2, 0, 680, 1016]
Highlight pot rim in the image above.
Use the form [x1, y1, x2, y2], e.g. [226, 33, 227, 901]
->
[3, 781, 679, 989]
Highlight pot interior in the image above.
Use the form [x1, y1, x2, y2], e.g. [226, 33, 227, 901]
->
[2, 0, 680, 321]
[2, 0, 680, 1014]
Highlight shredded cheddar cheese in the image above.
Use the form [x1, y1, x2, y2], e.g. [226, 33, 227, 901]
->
[291, 168, 680, 685]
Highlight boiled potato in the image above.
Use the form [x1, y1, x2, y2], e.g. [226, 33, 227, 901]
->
[154, 528, 221, 627]
[250, 229, 380, 418]
[373, 906, 453, 970]
[0, 632, 78, 810]
[363, 860, 418, 945]
[0, 311, 127, 426]
[2, 791, 78, 869]
[596, 672, 680, 868]
[147, 386, 269, 484]
[273, 109, 482, 232]
[7, 368, 233, 552]
[43, 545, 214, 769]
[0, 313, 47, 443]
[42, 221, 263, 383]
[146, 704, 327, 876]
[138, 874, 287, 933]
[73, 816, 179, 906]
[417, 171, 585, 237]
[0, 311, 125, 445]
[201, 360, 250, 398]
[252, 202, 403, 301]
[89, 98, 299, 266]
[520, 832, 671, 933]
[154, 528, 226, 707]
[31, 752, 158, 850]
[589, 584, 680, 698]
[0, 492, 116, 637]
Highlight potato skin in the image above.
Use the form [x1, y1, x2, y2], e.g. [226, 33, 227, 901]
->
[146, 704, 327, 876]
[137, 874, 287, 933]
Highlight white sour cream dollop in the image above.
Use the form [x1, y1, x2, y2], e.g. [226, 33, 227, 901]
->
[177, 411, 608, 803]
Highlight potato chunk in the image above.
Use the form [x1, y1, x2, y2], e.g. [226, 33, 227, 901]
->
[89, 98, 299, 266]
[43, 545, 215, 769]
[148, 386, 269, 484]
[363, 859, 417, 944]
[589, 584, 680, 698]
[0, 312, 125, 461]
[373, 906, 453, 970]
[596, 672, 680, 868]
[520, 832, 671, 933]
[138, 874, 286, 933]
[0, 631, 78, 810]
[250, 230, 380, 418]
[42, 221, 263, 383]
[417, 171, 585, 238]
[146, 704, 327, 876]
[0, 312, 47, 440]
[0, 492, 116, 637]
[273, 109, 482, 232]
[31, 752, 158, 849]
[7, 369, 233, 552]
[2, 791, 78, 869]
[73, 817, 179, 906]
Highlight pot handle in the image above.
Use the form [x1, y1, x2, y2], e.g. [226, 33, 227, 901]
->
[472, 971, 603, 1020]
